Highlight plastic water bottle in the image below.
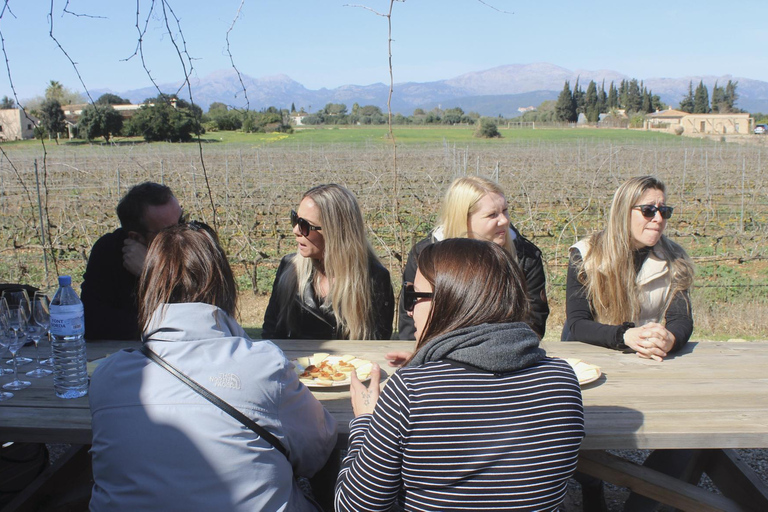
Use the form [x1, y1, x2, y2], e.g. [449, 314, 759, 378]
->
[50, 275, 88, 399]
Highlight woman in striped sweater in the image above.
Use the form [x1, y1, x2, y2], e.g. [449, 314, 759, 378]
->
[335, 238, 585, 512]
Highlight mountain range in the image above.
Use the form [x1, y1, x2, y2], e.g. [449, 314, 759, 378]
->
[100, 63, 768, 117]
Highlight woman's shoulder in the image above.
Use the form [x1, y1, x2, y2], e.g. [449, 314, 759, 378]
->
[511, 225, 543, 260]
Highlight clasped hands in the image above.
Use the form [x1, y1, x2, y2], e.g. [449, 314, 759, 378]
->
[623, 323, 676, 361]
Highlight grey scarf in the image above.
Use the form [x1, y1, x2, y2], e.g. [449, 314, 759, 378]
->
[406, 322, 545, 373]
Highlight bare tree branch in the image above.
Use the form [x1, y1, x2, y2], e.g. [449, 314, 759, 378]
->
[47, 0, 95, 104]
[225, 0, 250, 111]
[475, 0, 514, 14]
[62, 0, 107, 19]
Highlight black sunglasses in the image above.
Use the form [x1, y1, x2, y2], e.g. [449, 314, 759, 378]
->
[290, 210, 322, 237]
[633, 204, 674, 220]
[402, 283, 433, 312]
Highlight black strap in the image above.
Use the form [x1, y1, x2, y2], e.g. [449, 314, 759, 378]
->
[139, 345, 288, 457]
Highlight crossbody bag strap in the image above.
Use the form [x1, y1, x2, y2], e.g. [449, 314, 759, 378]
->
[139, 344, 288, 458]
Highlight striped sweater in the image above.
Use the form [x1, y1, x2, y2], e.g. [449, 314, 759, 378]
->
[335, 357, 584, 512]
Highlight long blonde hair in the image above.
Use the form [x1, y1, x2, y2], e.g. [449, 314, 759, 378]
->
[438, 176, 516, 258]
[292, 184, 379, 339]
[577, 176, 694, 324]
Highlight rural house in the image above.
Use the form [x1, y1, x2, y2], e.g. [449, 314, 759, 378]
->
[645, 109, 752, 135]
[0, 109, 38, 140]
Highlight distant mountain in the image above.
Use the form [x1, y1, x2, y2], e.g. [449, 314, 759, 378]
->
[99, 64, 768, 117]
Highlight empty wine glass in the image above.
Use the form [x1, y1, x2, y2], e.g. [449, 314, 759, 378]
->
[26, 292, 52, 378]
[0, 297, 13, 376]
[2, 289, 32, 367]
[3, 306, 31, 390]
[0, 302, 14, 399]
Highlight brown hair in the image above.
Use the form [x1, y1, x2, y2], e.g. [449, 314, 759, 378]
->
[138, 222, 237, 331]
[413, 238, 530, 352]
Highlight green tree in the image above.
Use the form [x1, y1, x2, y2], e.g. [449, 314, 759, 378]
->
[37, 99, 66, 141]
[679, 81, 695, 113]
[724, 80, 739, 112]
[45, 80, 64, 102]
[475, 118, 501, 138]
[77, 104, 124, 142]
[442, 107, 465, 124]
[693, 81, 710, 113]
[127, 101, 203, 142]
[625, 79, 642, 113]
[0, 96, 15, 109]
[96, 93, 130, 105]
[207, 102, 228, 113]
[44, 80, 83, 105]
[573, 78, 585, 114]
[584, 81, 599, 122]
[711, 82, 725, 113]
[607, 82, 618, 109]
[597, 80, 607, 115]
[323, 103, 347, 116]
[555, 81, 577, 122]
[290, 102, 296, 113]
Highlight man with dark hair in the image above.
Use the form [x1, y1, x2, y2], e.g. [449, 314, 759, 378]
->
[81, 182, 183, 340]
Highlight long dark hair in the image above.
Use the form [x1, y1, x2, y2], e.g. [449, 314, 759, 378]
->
[138, 223, 237, 331]
[414, 238, 530, 351]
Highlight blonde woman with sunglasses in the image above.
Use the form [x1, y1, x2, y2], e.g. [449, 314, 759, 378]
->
[262, 184, 394, 340]
[563, 175, 694, 360]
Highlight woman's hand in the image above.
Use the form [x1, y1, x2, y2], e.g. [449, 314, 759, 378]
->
[350, 363, 381, 417]
[623, 323, 676, 361]
[384, 351, 412, 368]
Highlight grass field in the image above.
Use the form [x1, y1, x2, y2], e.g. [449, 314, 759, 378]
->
[1, 125, 767, 339]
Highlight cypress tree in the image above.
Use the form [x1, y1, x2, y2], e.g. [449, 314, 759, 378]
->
[555, 81, 577, 122]
[598, 80, 608, 114]
[711, 81, 725, 113]
[585, 81, 599, 122]
[693, 81, 710, 113]
[679, 81, 695, 113]
[725, 80, 739, 112]
[608, 82, 618, 109]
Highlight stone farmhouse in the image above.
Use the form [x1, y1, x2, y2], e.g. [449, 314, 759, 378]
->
[0, 109, 38, 140]
[645, 109, 752, 136]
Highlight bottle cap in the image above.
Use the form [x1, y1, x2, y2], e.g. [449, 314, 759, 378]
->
[58, 275, 72, 286]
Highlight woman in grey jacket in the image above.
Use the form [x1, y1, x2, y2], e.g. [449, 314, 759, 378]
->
[90, 222, 337, 512]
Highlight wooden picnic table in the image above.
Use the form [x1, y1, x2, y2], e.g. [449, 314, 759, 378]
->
[1, 338, 767, 511]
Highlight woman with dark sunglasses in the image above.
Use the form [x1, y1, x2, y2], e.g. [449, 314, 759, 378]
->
[336, 238, 584, 511]
[563, 175, 694, 358]
[262, 184, 394, 340]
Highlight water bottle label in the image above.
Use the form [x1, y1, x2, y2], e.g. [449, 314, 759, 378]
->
[50, 305, 85, 336]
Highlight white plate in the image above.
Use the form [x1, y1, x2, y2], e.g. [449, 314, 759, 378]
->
[564, 358, 602, 386]
[292, 354, 373, 388]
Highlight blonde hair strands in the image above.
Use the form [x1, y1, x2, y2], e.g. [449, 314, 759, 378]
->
[293, 184, 380, 339]
[578, 176, 694, 325]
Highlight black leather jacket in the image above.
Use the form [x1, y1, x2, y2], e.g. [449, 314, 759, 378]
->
[398, 226, 549, 340]
[262, 254, 395, 340]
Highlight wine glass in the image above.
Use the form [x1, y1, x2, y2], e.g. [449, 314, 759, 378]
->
[0, 302, 14, 399]
[3, 306, 31, 390]
[26, 292, 53, 378]
[0, 297, 13, 376]
[1, 289, 32, 367]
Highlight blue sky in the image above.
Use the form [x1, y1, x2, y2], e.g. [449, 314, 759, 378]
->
[2, 0, 767, 100]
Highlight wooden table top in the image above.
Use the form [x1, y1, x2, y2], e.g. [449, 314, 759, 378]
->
[1, 338, 766, 450]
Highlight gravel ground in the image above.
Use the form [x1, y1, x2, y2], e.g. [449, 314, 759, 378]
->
[49, 444, 766, 511]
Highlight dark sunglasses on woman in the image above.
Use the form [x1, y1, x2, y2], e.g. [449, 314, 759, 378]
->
[402, 282, 433, 312]
[633, 204, 674, 220]
[290, 210, 322, 237]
